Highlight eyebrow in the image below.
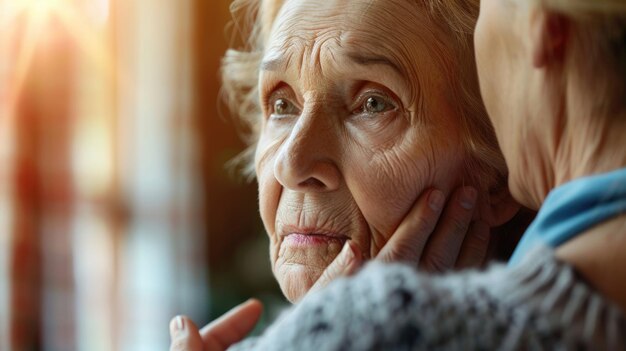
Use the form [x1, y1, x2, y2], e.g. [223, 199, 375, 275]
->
[260, 57, 288, 72]
[345, 52, 405, 77]
[260, 52, 405, 77]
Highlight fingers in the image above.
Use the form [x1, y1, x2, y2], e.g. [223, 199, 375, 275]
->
[169, 300, 263, 351]
[200, 299, 263, 351]
[420, 186, 478, 272]
[170, 316, 204, 351]
[455, 220, 490, 269]
[310, 241, 363, 292]
[377, 188, 446, 265]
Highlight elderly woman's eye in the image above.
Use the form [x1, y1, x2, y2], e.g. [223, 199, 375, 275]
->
[359, 95, 396, 115]
[365, 97, 387, 113]
[272, 98, 299, 116]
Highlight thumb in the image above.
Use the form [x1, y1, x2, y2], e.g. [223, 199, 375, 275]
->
[200, 299, 263, 350]
[311, 241, 362, 293]
[170, 316, 204, 351]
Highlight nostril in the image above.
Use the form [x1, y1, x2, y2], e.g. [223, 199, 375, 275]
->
[299, 177, 325, 190]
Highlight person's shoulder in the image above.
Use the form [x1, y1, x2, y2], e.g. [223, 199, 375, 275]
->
[495, 245, 626, 349]
[349, 258, 510, 296]
[234, 249, 626, 350]
[279, 260, 513, 350]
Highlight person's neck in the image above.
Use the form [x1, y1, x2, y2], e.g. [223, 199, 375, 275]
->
[544, 82, 626, 189]
[522, 104, 626, 210]
[551, 107, 626, 313]
[553, 120, 626, 189]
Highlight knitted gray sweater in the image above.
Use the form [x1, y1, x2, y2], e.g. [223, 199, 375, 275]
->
[230, 246, 626, 350]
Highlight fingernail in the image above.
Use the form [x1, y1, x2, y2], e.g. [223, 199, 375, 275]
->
[175, 316, 185, 332]
[169, 316, 185, 338]
[428, 189, 445, 212]
[459, 187, 477, 210]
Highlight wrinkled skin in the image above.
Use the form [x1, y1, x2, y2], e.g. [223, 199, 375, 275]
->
[474, 0, 555, 209]
[256, 0, 483, 302]
[168, 0, 525, 349]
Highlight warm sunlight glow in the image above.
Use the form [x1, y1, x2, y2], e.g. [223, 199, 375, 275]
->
[1, 0, 112, 118]
[3, 0, 64, 23]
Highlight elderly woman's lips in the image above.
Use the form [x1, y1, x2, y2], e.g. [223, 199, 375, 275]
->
[284, 233, 347, 247]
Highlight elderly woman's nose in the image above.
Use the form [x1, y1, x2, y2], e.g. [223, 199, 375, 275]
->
[273, 119, 341, 192]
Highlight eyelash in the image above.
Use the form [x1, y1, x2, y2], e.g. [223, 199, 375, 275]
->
[266, 98, 299, 120]
[263, 84, 298, 118]
[263, 86, 401, 120]
[353, 91, 398, 117]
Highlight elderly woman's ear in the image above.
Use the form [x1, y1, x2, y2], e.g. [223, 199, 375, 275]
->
[479, 186, 521, 227]
[527, 8, 570, 68]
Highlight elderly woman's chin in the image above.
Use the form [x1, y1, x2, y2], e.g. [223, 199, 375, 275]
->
[272, 237, 345, 302]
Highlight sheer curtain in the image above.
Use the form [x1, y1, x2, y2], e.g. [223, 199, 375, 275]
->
[0, 0, 208, 350]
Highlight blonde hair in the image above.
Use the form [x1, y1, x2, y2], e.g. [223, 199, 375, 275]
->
[527, 0, 626, 114]
[221, 0, 508, 192]
[531, 0, 626, 16]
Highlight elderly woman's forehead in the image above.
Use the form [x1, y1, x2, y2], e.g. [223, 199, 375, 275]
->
[269, 0, 426, 46]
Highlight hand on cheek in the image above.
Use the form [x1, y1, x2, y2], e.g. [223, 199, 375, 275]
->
[310, 240, 364, 292]
[418, 187, 487, 271]
[310, 186, 488, 291]
[377, 185, 487, 271]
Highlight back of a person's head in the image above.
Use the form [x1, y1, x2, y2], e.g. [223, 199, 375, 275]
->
[526, 0, 626, 114]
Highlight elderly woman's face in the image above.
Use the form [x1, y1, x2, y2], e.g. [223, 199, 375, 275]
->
[256, 0, 467, 302]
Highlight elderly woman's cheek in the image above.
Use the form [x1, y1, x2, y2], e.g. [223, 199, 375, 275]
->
[273, 239, 343, 302]
[255, 136, 284, 253]
[355, 147, 434, 249]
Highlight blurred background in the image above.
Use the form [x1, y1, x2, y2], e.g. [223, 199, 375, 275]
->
[0, 0, 285, 350]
